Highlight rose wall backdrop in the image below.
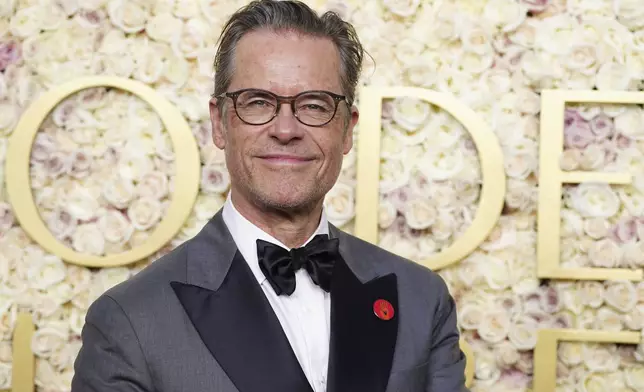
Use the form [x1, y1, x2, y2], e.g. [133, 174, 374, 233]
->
[2, 0, 644, 390]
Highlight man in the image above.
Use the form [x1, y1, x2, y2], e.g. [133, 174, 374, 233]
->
[71, 1, 469, 391]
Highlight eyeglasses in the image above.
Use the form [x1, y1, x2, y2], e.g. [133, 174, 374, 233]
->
[215, 88, 349, 127]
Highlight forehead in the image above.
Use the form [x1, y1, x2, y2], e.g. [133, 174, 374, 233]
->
[229, 29, 343, 94]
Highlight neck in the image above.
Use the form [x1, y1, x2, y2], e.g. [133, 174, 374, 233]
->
[230, 190, 324, 249]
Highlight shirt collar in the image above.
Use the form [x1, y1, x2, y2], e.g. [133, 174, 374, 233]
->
[222, 192, 330, 285]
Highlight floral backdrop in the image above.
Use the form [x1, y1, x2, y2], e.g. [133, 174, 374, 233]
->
[1, 0, 644, 391]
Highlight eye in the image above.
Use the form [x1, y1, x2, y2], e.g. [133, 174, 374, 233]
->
[302, 103, 326, 111]
[247, 98, 271, 107]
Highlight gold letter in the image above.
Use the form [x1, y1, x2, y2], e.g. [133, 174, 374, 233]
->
[5, 77, 201, 268]
[10, 313, 34, 392]
[533, 328, 641, 391]
[538, 90, 642, 281]
[354, 86, 506, 270]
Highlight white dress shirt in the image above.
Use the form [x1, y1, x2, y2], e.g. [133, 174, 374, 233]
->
[222, 194, 331, 392]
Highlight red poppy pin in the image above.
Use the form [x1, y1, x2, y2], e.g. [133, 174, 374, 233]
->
[373, 299, 394, 321]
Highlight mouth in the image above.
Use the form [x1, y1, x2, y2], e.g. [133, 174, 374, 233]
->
[257, 154, 315, 165]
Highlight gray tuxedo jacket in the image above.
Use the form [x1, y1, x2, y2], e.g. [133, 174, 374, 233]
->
[71, 211, 469, 392]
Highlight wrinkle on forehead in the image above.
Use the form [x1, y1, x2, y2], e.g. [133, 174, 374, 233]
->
[229, 29, 343, 95]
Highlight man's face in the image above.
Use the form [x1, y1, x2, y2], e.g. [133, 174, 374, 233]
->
[210, 29, 358, 212]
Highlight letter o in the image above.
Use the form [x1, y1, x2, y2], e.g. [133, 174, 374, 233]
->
[5, 76, 201, 267]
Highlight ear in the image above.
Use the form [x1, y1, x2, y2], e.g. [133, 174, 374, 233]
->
[343, 105, 359, 154]
[209, 97, 226, 149]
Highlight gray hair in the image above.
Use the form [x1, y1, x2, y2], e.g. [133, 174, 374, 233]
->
[212, 0, 365, 110]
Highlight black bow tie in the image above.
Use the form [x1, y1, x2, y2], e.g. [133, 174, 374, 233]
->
[257, 234, 339, 296]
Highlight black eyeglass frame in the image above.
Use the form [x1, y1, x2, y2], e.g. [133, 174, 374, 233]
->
[214, 88, 350, 127]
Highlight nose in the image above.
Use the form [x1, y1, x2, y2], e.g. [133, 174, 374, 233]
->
[267, 102, 305, 144]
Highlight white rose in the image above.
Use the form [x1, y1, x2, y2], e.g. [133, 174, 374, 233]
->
[456, 51, 494, 75]
[596, 62, 637, 91]
[30, 134, 57, 164]
[146, 12, 182, 43]
[72, 223, 105, 255]
[588, 238, 623, 268]
[480, 256, 512, 290]
[583, 218, 610, 239]
[457, 256, 484, 288]
[403, 55, 439, 88]
[133, 46, 164, 84]
[624, 366, 644, 391]
[322, 182, 354, 227]
[594, 307, 623, 331]
[102, 176, 134, 209]
[477, 310, 510, 343]
[622, 241, 644, 268]
[43, 151, 72, 179]
[583, 343, 619, 372]
[31, 323, 67, 358]
[505, 179, 536, 212]
[98, 209, 134, 246]
[127, 197, 162, 231]
[163, 51, 189, 87]
[25, 254, 66, 291]
[0, 0, 15, 17]
[618, 187, 644, 216]
[494, 341, 519, 368]
[474, 351, 501, 384]
[67, 149, 93, 179]
[504, 152, 536, 180]
[96, 266, 130, 291]
[0, 202, 14, 233]
[0, 102, 17, 136]
[559, 149, 581, 171]
[9, 6, 43, 38]
[558, 342, 583, 366]
[136, 171, 169, 200]
[458, 301, 488, 331]
[580, 144, 606, 171]
[200, 164, 230, 194]
[108, 0, 149, 33]
[50, 337, 81, 371]
[382, 0, 420, 17]
[390, 97, 430, 132]
[172, 0, 200, 18]
[128, 230, 150, 248]
[483, 0, 526, 32]
[69, 306, 85, 336]
[402, 197, 436, 230]
[65, 186, 100, 221]
[579, 281, 604, 309]
[193, 194, 224, 221]
[175, 17, 209, 58]
[614, 0, 644, 28]
[420, 148, 464, 181]
[393, 37, 424, 68]
[625, 304, 644, 330]
[614, 107, 644, 140]
[564, 44, 599, 74]
[378, 199, 397, 230]
[507, 317, 538, 350]
[560, 209, 583, 237]
[604, 280, 637, 313]
[581, 372, 607, 392]
[568, 183, 620, 218]
[379, 158, 410, 194]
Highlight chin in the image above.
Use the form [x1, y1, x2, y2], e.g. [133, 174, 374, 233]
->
[254, 187, 320, 211]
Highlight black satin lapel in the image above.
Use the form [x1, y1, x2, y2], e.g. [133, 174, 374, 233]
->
[171, 251, 313, 392]
[327, 257, 399, 392]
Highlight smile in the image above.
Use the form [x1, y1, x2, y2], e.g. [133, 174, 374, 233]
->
[257, 155, 315, 165]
